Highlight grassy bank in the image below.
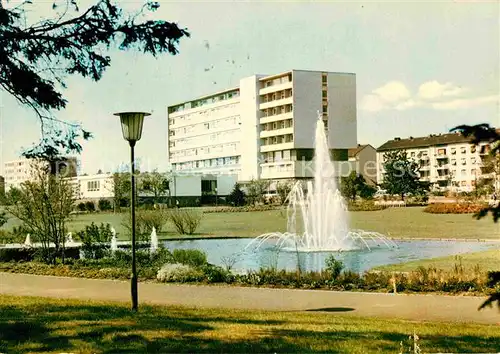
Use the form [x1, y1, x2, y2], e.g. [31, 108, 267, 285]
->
[0, 295, 499, 353]
[375, 249, 500, 272]
[3, 207, 499, 240]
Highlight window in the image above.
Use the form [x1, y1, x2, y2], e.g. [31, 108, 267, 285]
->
[322, 74, 327, 84]
[470, 145, 476, 153]
[411, 152, 416, 157]
[461, 169, 466, 176]
[322, 90, 327, 98]
[451, 148, 456, 154]
[461, 158, 466, 165]
[461, 147, 466, 154]
[322, 105, 328, 114]
[87, 180, 100, 191]
[437, 148, 446, 155]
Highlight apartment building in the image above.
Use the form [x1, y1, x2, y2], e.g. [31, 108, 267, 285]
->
[3, 157, 78, 191]
[167, 70, 357, 183]
[348, 144, 377, 184]
[377, 132, 498, 192]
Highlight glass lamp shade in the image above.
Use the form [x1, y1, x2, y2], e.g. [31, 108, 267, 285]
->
[114, 112, 151, 142]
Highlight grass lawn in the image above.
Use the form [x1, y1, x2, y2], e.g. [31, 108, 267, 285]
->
[3, 207, 499, 240]
[374, 248, 500, 272]
[0, 295, 499, 353]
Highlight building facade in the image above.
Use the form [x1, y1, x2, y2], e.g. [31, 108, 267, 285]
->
[348, 144, 377, 184]
[3, 157, 78, 191]
[167, 70, 357, 183]
[377, 132, 498, 193]
[67, 173, 114, 201]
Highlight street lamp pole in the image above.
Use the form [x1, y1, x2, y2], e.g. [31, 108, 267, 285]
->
[114, 111, 150, 312]
[129, 140, 138, 311]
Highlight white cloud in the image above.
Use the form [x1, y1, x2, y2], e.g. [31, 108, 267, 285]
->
[360, 80, 496, 112]
[431, 94, 499, 110]
[372, 81, 411, 103]
[417, 81, 466, 100]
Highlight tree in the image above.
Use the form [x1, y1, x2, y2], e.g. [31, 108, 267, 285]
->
[276, 181, 293, 205]
[341, 172, 377, 202]
[112, 172, 131, 211]
[98, 198, 112, 211]
[381, 150, 421, 201]
[0, 210, 8, 228]
[6, 162, 75, 263]
[452, 124, 500, 312]
[1, 0, 189, 161]
[227, 183, 246, 206]
[245, 179, 270, 205]
[139, 170, 170, 204]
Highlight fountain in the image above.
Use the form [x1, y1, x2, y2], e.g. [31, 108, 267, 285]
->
[24, 234, 32, 247]
[110, 227, 118, 254]
[250, 114, 395, 252]
[150, 227, 158, 254]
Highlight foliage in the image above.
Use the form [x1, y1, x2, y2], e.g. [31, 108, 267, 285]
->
[168, 208, 203, 235]
[245, 179, 270, 205]
[325, 255, 344, 280]
[5, 164, 75, 263]
[1, 0, 189, 159]
[156, 263, 204, 282]
[121, 209, 165, 241]
[0, 247, 80, 263]
[0, 211, 8, 228]
[98, 199, 112, 211]
[276, 181, 293, 205]
[424, 203, 487, 215]
[382, 150, 427, 201]
[77, 202, 86, 212]
[139, 170, 170, 204]
[112, 172, 131, 210]
[347, 201, 387, 211]
[341, 171, 376, 201]
[202, 205, 281, 213]
[172, 249, 208, 267]
[226, 183, 246, 206]
[77, 222, 112, 259]
[85, 201, 96, 212]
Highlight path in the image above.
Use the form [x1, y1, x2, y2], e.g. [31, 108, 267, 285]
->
[1, 272, 498, 324]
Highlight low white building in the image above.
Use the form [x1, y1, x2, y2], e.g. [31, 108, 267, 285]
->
[67, 173, 114, 201]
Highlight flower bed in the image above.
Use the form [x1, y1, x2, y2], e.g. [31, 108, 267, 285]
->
[424, 203, 487, 214]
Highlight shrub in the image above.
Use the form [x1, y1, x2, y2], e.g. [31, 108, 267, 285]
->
[0, 247, 80, 263]
[98, 199, 112, 211]
[347, 201, 387, 212]
[139, 209, 167, 233]
[325, 255, 344, 280]
[168, 209, 202, 235]
[172, 249, 207, 267]
[156, 263, 204, 282]
[85, 201, 96, 212]
[78, 222, 112, 259]
[227, 183, 246, 206]
[0, 211, 8, 228]
[424, 203, 487, 214]
[202, 264, 231, 283]
[77, 202, 86, 212]
[202, 205, 280, 213]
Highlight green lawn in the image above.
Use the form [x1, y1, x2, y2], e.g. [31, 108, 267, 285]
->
[3, 207, 500, 240]
[0, 295, 499, 353]
[375, 248, 500, 272]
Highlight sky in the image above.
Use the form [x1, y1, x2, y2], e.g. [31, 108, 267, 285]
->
[1, 0, 499, 174]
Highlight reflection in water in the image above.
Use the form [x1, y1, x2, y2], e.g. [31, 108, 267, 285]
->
[163, 238, 500, 273]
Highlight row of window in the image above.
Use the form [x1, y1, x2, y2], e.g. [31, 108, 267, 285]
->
[87, 180, 100, 191]
[169, 115, 240, 137]
[168, 91, 240, 114]
[169, 103, 238, 125]
[261, 74, 292, 89]
[261, 134, 294, 146]
[261, 150, 292, 163]
[261, 119, 293, 131]
[262, 163, 294, 173]
[170, 143, 239, 159]
[169, 129, 239, 149]
[260, 89, 292, 103]
[261, 104, 293, 117]
[173, 156, 240, 170]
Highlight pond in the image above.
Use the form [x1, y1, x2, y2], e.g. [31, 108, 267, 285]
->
[163, 238, 500, 273]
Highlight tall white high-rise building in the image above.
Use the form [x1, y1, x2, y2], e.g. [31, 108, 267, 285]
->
[167, 70, 357, 182]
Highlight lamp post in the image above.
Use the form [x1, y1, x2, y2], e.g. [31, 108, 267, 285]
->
[114, 111, 150, 311]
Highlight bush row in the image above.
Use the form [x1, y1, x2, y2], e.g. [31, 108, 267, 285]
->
[202, 205, 282, 213]
[424, 203, 487, 214]
[347, 201, 387, 212]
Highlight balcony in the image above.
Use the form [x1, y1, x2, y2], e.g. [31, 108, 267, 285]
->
[259, 80, 293, 95]
[259, 96, 293, 110]
[260, 111, 293, 124]
[260, 160, 356, 179]
[419, 165, 430, 170]
[260, 142, 294, 153]
[436, 164, 449, 169]
[419, 156, 430, 161]
[435, 155, 448, 160]
[260, 127, 293, 138]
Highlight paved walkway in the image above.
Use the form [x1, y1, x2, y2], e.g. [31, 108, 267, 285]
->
[1, 272, 498, 324]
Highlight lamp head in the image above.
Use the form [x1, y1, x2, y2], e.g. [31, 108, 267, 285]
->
[114, 112, 151, 142]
